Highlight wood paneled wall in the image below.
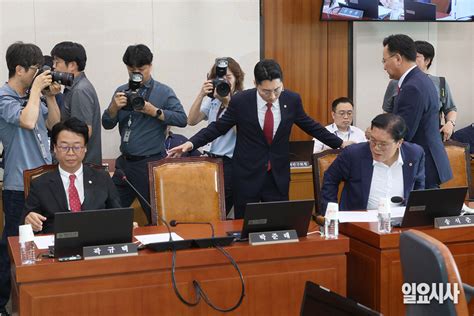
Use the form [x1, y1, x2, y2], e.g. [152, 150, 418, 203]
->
[263, 0, 350, 140]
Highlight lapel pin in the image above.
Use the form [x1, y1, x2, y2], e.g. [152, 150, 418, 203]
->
[283, 104, 287, 109]
[89, 180, 92, 184]
[409, 163, 412, 167]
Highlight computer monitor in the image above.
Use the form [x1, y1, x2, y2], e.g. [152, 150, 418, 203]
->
[240, 199, 314, 239]
[289, 140, 315, 164]
[54, 208, 134, 258]
[391, 187, 467, 227]
[404, 0, 436, 21]
[300, 281, 381, 316]
[342, 0, 379, 19]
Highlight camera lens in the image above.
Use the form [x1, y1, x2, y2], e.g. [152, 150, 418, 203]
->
[215, 81, 231, 97]
[51, 71, 74, 86]
[128, 93, 145, 111]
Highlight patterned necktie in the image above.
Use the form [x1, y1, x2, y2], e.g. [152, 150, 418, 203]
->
[263, 103, 274, 171]
[68, 174, 81, 212]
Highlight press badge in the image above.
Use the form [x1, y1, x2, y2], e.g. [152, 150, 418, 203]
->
[123, 129, 131, 143]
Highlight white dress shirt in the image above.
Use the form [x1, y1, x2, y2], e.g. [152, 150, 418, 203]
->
[367, 149, 404, 210]
[256, 91, 281, 138]
[58, 164, 85, 209]
[313, 123, 367, 153]
[398, 65, 417, 89]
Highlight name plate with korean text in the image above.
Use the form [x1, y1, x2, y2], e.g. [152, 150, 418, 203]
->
[434, 215, 474, 229]
[249, 229, 299, 246]
[83, 242, 138, 260]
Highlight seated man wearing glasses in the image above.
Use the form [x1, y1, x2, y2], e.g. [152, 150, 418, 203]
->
[320, 113, 425, 214]
[313, 97, 367, 153]
[22, 118, 121, 234]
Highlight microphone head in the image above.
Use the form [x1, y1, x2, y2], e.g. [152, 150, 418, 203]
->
[391, 196, 404, 204]
[115, 169, 127, 181]
[169, 220, 177, 227]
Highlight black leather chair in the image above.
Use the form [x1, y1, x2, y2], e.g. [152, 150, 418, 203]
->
[400, 230, 474, 316]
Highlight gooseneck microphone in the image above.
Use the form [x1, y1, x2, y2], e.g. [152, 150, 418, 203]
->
[169, 220, 215, 238]
[115, 169, 173, 242]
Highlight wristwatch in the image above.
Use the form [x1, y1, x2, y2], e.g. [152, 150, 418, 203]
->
[155, 108, 163, 118]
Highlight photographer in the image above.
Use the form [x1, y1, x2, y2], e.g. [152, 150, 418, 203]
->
[187, 57, 245, 215]
[102, 44, 187, 224]
[0, 42, 60, 316]
[51, 41, 102, 164]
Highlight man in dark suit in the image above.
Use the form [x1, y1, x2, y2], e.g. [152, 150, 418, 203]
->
[169, 59, 350, 218]
[382, 34, 451, 188]
[321, 113, 425, 214]
[22, 118, 121, 234]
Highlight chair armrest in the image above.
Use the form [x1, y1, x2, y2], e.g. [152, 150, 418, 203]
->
[463, 283, 474, 303]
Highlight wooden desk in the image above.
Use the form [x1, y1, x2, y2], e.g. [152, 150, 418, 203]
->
[289, 167, 314, 201]
[9, 221, 349, 315]
[340, 222, 474, 315]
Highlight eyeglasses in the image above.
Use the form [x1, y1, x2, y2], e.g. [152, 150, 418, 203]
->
[334, 110, 353, 117]
[381, 53, 397, 64]
[56, 145, 85, 153]
[369, 137, 395, 150]
[259, 85, 283, 97]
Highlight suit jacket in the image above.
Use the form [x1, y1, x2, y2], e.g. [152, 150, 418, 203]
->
[189, 88, 343, 204]
[321, 142, 425, 214]
[22, 165, 122, 234]
[393, 67, 452, 185]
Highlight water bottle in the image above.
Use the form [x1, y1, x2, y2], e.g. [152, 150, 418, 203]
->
[324, 202, 339, 239]
[377, 198, 392, 234]
[19, 224, 36, 265]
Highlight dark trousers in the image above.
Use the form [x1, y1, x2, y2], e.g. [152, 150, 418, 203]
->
[0, 190, 25, 311]
[233, 171, 288, 219]
[425, 153, 442, 189]
[222, 157, 234, 215]
[112, 153, 165, 224]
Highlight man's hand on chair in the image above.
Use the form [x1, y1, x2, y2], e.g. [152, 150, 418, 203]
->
[167, 141, 193, 158]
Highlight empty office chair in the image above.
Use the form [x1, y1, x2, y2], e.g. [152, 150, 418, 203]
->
[148, 157, 226, 225]
[400, 229, 474, 316]
[312, 149, 342, 214]
[23, 164, 58, 198]
[441, 140, 473, 199]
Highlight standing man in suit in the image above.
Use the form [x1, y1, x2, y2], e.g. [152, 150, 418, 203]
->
[382, 34, 451, 188]
[168, 59, 351, 218]
[321, 113, 425, 214]
[22, 118, 121, 234]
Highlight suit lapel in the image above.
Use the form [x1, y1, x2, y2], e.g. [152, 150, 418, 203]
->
[400, 146, 414, 199]
[273, 92, 288, 143]
[251, 89, 270, 145]
[49, 170, 69, 211]
[361, 147, 374, 207]
[82, 167, 95, 210]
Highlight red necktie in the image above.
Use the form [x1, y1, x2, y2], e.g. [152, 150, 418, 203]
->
[263, 103, 274, 171]
[68, 174, 81, 212]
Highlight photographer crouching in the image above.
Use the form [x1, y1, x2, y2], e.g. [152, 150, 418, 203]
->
[0, 42, 61, 316]
[102, 44, 187, 225]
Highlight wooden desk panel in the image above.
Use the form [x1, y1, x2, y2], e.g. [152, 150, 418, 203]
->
[289, 167, 314, 201]
[10, 221, 349, 316]
[341, 223, 474, 316]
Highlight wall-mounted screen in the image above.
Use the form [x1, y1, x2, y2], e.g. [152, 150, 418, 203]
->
[321, 0, 473, 21]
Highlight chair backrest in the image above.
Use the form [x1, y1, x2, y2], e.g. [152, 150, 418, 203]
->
[84, 162, 109, 173]
[148, 157, 226, 225]
[431, 0, 450, 13]
[312, 149, 342, 214]
[440, 140, 473, 199]
[399, 229, 468, 316]
[23, 164, 58, 198]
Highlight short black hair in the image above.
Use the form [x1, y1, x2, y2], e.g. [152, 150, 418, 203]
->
[331, 97, 353, 112]
[51, 41, 87, 71]
[51, 117, 89, 147]
[122, 44, 153, 67]
[371, 113, 407, 142]
[254, 59, 283, 85]
[383, 34, 416, 63]
[6, 42, 43, 78]
[415, 40, 435, 69]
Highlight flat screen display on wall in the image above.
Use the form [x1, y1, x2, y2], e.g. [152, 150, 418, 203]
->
[320, 0, 473, 21]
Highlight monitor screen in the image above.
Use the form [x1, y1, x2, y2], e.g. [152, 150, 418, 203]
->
[320, 0, 474, 21]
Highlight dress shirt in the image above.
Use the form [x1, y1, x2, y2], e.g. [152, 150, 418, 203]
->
[313, 123, 367, 152]
[398, 65, 417, 89]
[256, 91, 281, 138]
[58, 164, 85, 209]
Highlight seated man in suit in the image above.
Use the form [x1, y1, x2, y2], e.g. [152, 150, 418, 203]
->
[313, 97, 366, 153]
[321, 113, 425, 214]
[452, 123, 474, 155]
[23, 118, 121, 233]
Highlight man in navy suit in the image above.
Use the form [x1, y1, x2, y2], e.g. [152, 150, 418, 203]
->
[22, 118, 121, 234]
[321, 113, 425, 214]
[382, 34, 451, 188]
[169, 59, 351, 218]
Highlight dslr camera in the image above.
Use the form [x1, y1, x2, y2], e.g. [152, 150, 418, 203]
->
[121, 72, 145, 111]
[37, 66, 74, 86]
[207, 58, 231, 99]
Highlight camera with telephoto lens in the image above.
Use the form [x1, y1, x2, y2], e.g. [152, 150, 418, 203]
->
[207, 58, 231, 99]
[121, 72, 145, 111]
[37, 65, 74, 86]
